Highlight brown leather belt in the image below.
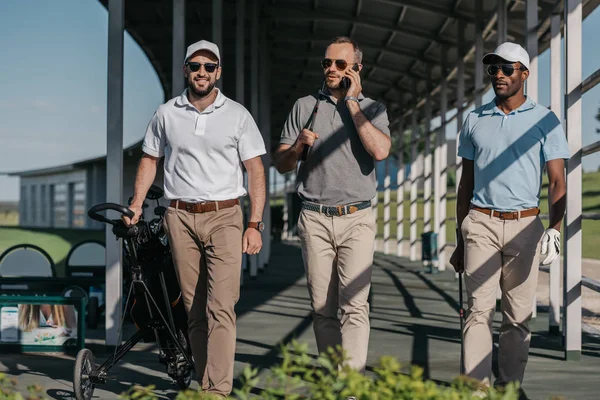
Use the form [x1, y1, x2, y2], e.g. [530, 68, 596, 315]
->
[471, 206, 540, 220]
[170, 198, 239, 213]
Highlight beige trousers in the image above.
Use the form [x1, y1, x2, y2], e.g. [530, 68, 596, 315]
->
[297, 207, 376, 372]
[461, 208, 545, 386]
[163, 204, 243, 397]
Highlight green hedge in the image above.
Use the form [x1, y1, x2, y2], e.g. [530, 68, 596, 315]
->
[0, 341, 546, 399]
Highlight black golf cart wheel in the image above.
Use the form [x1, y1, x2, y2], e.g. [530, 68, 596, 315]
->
[176, 367, 193, 390]
[74, 348, 96, 400]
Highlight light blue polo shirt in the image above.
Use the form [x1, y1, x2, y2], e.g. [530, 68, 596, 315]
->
[458, 97, 570, 212]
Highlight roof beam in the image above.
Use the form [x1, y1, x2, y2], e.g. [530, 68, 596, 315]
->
[266, 5, 456, 47]
[373, 0, 475, 23]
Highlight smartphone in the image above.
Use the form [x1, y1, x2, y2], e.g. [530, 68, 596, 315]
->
[341, 64, 360, 89]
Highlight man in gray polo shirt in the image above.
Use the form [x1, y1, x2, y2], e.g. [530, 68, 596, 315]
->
[124, 40, 266, 397]
[274, 36, 391, 373]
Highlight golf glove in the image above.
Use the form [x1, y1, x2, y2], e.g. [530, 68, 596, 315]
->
[540, 228, 560, 266]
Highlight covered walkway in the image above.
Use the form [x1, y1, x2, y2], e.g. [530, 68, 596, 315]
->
[2, 242, 600, 399]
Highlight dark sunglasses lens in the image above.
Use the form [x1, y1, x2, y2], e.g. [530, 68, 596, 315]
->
[188, 62, 200, 72]
[204, 63, 217, 72]
[501, 65, 515, 76]
[321, 59, 333, 69]
[487, 65, 499, 76]
[335, 60, 348, 70]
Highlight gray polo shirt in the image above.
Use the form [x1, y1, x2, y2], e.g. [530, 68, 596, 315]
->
[280, 90, 390, 206]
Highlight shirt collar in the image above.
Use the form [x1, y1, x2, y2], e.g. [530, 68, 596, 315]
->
[175, 88, 227, 112]
[321, 87, 365, 103]
[481, 96, 537, 115]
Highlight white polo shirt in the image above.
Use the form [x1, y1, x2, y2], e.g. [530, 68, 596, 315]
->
[142, 88, 266, 202]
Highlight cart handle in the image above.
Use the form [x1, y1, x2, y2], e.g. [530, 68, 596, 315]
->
[87, 203, 134, 226]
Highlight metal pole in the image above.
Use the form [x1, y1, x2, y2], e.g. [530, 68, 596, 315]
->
[475, 0, 484, 108]
[172, 0, 186, 97]
[236, 0, 245, 104]
[456, 20, 465, 205]
[437, 46, 448, 272]
[259, 24, 271, 270]
[396, 121, 405, 257]
[497, 0, 507, 46]
[564, 0, 582, 361]
[212, 0, 223, 89]
[423, 68, 432, 234]
[383, 157, 391, 255]
[248, 0, 259, 278]
[526, 0, 539, 319]
[410, 98, 419, 261]
[549, 13, 562, 336]
[105, 0, 124, 347]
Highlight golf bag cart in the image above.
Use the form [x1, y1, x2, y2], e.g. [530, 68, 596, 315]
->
[73, 185, 194, 400]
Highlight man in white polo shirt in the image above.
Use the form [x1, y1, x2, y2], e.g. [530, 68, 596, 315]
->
[123, 39, 266, 397]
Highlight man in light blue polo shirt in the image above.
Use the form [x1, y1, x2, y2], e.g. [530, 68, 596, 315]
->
[450, 42, 569, 391]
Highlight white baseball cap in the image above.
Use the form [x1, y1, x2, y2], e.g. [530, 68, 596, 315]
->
[482, 42, 529, 69]
[184, 40, 221, 64]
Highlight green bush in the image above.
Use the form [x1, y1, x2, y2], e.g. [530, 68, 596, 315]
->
[121, 340, 519, 400]
[0, 373, 47, 400]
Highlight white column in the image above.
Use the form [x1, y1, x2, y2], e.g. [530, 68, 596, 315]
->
[105, 0, 124, 347]
[564, 0, 582, 361]
[423, 73, 432, 234]
[172, 0, 186, 97]
[396, 121, 405, 257]
[436, 47, 448, 271]
[475, 0, 484, 108]
[410, 106, 419, 261]
[236, 0, 245, 104]
[526, 0, 539, 319]
[383, 158, 391, 254]
[212, 0, 223, 89]
[549, 13, 562, 335]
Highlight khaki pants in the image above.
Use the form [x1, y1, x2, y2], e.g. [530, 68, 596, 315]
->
[461, 208, 544, 386]
[163, 204, 243, 397]
[297, 207, 376, 372]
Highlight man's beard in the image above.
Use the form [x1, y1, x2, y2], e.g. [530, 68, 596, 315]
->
[189, 78, 216, 98]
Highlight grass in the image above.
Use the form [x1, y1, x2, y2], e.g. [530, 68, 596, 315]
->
[0, 172, 599, 274]
[375, 171, 600, 260]
[0, 226, 104, 277]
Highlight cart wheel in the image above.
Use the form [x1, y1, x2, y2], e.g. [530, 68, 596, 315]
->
[176, 367, 192, 390]
[74, 348, 96, 400]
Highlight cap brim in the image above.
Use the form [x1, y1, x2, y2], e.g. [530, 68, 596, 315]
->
[482, 53, 515, 64]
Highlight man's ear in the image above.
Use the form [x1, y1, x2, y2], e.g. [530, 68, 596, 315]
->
[216, 66, 222, 81]
[521, 69, 529, 82]
[183, 64, 189, 79]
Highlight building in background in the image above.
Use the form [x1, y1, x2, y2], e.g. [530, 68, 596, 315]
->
[6, 141, 164, 229]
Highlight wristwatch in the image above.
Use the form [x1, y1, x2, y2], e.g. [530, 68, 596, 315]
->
[248, 221, 265, 232]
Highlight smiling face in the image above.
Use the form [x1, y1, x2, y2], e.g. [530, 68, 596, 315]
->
[184, 50, 221, 97]
[487, 57, 529, 100]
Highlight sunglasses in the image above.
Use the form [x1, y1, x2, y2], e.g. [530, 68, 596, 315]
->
[186, 62, 219, 73]
[321, 58, 356, 70]
[486, 64, 525, 77]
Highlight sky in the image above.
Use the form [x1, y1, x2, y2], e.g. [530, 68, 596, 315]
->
[0, 0, 599, 201]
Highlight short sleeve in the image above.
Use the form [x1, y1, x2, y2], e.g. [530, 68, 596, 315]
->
[279, 100, 303, 146]
[457, 113, 475, 160]
[238, 111, 266, 161]
[369, 102, 391, 136]
[142, 110, 166, 158]
[542, 111, 570, 162]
